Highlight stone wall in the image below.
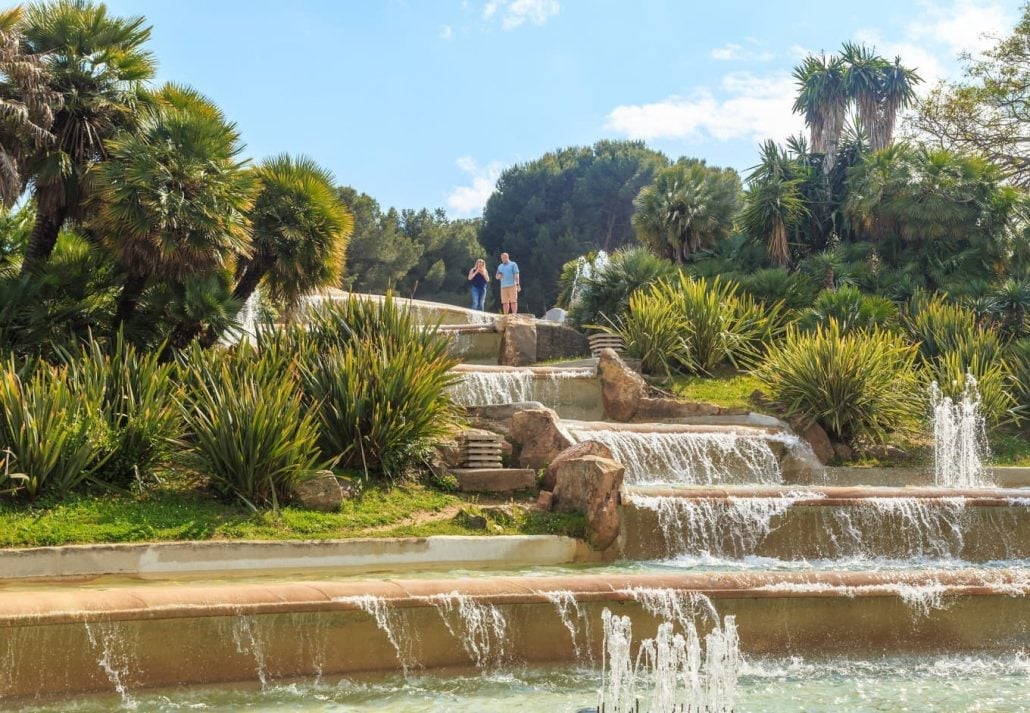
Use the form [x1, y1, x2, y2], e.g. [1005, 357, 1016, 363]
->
[535, 321, 590, 362]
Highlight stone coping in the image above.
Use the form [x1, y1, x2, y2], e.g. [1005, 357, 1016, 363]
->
[826, 466, 1030, 489]
[0, 568, 1023, 627]
[452, 363, 597, 375]
[564, 419, 786, 435]
[625, 484, 1030, 506]
[0, 536, 581, 583]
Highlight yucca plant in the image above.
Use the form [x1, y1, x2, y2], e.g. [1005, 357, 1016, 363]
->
[927, 349, 1016, 427]
[902, 294, 985, 363]
[64, 335, 182, 488]
[600, 289, 691, 377]
[180, 343, 325, 508]
[1006, 338, 1030, 420]
[802, 286, 899, 335]
[753, 320, 921, 444]
[0, 359, 110, 499]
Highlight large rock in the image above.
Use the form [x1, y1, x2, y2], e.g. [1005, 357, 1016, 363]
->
[464, 401, 547, 435]
[798, 420, 834, 465]
[499, 314, 538, 366]
[543, 440, 615, 491]
[551, 455, 625, 551]
[290, 471, 355, 512]
[536, 321, 590, 361]
[509, 407, 574, 469]
[597, 348, 646, 421]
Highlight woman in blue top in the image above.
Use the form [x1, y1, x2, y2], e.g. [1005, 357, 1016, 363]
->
[467, 258, 490, 311]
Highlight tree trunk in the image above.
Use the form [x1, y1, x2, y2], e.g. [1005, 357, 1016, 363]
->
[113, 270, 149, 330]
[20, 205, 65, 275]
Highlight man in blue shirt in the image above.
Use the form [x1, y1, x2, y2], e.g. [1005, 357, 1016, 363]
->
[494, 252, 520, 314]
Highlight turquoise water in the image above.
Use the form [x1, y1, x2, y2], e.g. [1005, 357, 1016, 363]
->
[11, 654, 1030, 712]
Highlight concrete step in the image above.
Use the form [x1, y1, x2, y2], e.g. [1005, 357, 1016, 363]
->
[452, 468, 536, 493]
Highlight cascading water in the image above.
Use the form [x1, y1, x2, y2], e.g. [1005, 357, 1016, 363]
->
[84, 621, 136, 708]
[595, 608, 741, 713]
[541, 589, 592, 660]
[567, 428, 793, 486]
[340, 595, 418, 674]
[430, 591, 508, 669]
[449, 368, 596, 409]
[931, 377, 992, 487]
[227, 614, 270, 688]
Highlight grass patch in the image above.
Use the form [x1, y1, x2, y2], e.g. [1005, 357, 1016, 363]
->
[670, 371, 762, 411]
[0, 477, 574, 547]
[991, 430, 1030, 466]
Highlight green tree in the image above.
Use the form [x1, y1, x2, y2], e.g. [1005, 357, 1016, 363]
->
[740, 142, 809, 267]
[337, 188, 420, 294]
[910, 5, 1030, 188]
[479, 140, 667, 313]
[89, 84, 255, 332]
[633, 158, 741, 264]
[792, 54, 847, 172]
[19, 0, 155, 274]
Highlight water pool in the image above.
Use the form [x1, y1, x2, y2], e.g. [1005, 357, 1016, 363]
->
[11, 654, 1029, 712]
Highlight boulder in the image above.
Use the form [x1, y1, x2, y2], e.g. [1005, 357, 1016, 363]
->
[536, 490, 554, 511]
[509, 407, 574, 469]
[433, 436, 465, 470]
[832, 442, 854, 462]
[452, 468, 536, 493]
[543, 440, 616, 491]
[597, 348, 646, 421]
[464, 401, 547, 435]
[291, 471, 353, 512]
[499, 314, 538, 366]
[797, 420, 834, 465]
[858, 444, 908, 464]
[551, 455, 625, 551]
[536, 321, 591, 361]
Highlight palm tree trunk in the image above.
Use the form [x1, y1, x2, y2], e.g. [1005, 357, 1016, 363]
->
[19, 205, 65, 275]
[113, 270, 149, 329]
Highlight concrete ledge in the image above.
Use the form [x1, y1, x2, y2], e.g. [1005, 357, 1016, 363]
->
[452, 468, 536, 493]
[625, 484, 1030, 506]
[0, 536, 580, 582]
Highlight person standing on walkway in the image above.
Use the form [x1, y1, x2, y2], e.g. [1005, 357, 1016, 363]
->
[467, 258, 489, 311]
[495, 252, 520, 314]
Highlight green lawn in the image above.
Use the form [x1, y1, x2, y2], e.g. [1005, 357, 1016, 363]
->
[669, 372, 762, 411]
[0, 479, 585, 548]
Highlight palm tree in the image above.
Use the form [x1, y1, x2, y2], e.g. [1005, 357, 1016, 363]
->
[740, 141, 808, 267]
[877, 56, 921, 150]
[840, 42, 885, 149]
[792, 54, 847, 172]
[89, 84, 256, 330]
[633, 159, 740, 263]
[19, 0, 155, 275]
[0, 6, 57, 208]
[230, 154, 353, 309]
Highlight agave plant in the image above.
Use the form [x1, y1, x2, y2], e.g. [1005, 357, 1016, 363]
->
[802, 286, 899, 335]
[600, 289, 691, 377]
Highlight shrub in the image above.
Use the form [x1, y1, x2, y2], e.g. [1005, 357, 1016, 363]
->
[926, 350, 1015, 427]
[568, 247, 679, 329]
[802, 286, 899, 335]
[902, 294, 986, 363]
[296, 296, 460, 479]
[736, 268, 818, 310]
[1007, 338, 1030, 420]
[753, 321, 921, 444]
[66, 336, 182, 488]
[602, 289, 691, 376]
[180, 343, 324, 508]
[0, 359, 109, 499]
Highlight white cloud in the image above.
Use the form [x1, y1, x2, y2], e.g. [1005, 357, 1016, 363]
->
[605, 71, 802, 144]
[439, 24, 453, 40]
[482, 0, 559, 30]
[447, 157, 504, 217]
[711, 42, 774, 62]
[912, 0, 1012, 55]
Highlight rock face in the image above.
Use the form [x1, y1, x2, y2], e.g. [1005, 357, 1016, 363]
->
[597, 348, 647, 421]
[464, 401, 547, 435]
[508, 407, 574, 469]
[636, 396, 745, 420]
[498, 314, 538, 366]
[291, 471, 351, 512]
[542, 440, 615, 491]
[551, 455, 625, 551]
[536, 321, 590, 361]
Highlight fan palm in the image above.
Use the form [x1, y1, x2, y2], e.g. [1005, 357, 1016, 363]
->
[89, 83, 255, 330]
[0, 6, 57, 208]
[19, 0, 155, 274]
[633, 159, 739, 263]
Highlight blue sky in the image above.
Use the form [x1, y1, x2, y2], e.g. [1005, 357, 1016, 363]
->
[103, 0, 1022, 217]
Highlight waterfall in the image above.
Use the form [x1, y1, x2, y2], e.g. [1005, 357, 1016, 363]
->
[84, 621, 136, 708]
[449, 368, 596, 409]
[567, 429, 790, 486]
[430, 591, 508, 669]
[227, 614, 270, 688]
[541, 589, 591, 660]
[931, 377, 992, 487]
[616, 587, 719, 630]
[596, 608, 741, 713]
[339, 594, 418, 674]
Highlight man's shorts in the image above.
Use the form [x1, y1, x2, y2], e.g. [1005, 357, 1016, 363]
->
[501, 285, 518, 303]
